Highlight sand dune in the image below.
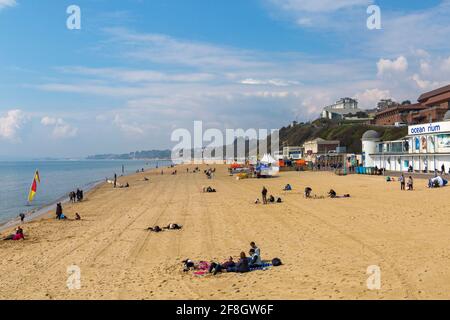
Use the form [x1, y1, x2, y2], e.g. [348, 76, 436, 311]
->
[1, 165, 449, 300]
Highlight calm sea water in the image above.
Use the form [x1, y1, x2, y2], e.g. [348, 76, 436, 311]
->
[0, 160, 171, 224]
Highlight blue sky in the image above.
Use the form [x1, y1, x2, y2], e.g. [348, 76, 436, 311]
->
[0, 0, 449, 158]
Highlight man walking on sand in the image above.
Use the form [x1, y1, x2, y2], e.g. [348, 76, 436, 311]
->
[262, 186, 268, 204]
[114, 173, 117, 188]
[399, 173, 405, 190]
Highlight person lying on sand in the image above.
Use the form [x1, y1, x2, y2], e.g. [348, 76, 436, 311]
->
[182, 259, 195, 272]
[3, 227, 25, 241]
[163, 223, 182, 230]
[147, 226, 163, 233]
[328, 189, 351, 198]
[254, 198, 260, 204]
[203, 186, 216, 193]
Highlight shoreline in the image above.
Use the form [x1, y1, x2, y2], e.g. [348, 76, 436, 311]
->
[0, 162, 173, 233]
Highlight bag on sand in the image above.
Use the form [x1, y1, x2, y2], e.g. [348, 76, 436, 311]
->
[272, 258, 282, 266]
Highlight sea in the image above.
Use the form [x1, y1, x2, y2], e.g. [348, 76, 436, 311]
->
[0, 159, 172, 225]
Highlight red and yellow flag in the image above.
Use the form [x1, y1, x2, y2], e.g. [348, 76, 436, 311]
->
[28, 170, 40, 203]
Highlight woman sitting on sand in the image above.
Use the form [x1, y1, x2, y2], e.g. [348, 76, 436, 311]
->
[227, 252, 250, 273]
[283, 184, 292, 191]
[3, 227, 25, 241]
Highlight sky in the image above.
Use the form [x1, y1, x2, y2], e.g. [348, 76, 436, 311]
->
[0, 0, 449, 158]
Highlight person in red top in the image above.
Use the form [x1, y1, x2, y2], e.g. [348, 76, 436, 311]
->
[3, 227, 25, 241]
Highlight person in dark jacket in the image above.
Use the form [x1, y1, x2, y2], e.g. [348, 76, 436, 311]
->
[229, 252, 250, 273]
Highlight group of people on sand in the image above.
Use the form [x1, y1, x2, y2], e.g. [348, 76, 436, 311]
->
[55, 202, 81, 221]
[304, 187, 350, 199]
[69, 189, 84, 203]
[147, 223, 183, 233]
[398, 174, 414, 191]
[256, 186, 282, 204]
[183, 242, 277, 275]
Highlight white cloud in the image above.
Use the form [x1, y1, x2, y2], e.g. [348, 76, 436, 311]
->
[240, 78, 300, 86]
[41, 116, 78, 138]
[113, 114, 145, 136]
[354, 88, 391, 109]
[0, 109, 26, 142]
[0, 0, 16, 10]
[377, 56, 408, 76]
[268, 0, 370, 13]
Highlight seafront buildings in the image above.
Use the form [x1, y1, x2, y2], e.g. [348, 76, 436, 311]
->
[373, 85, 450, 126]
[362, 112, 450, 172]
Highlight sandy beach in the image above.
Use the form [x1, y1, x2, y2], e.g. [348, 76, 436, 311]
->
[1, 164, 450, 300]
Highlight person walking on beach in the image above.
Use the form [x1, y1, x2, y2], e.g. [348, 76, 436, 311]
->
[19, 213, 25, 223]
[261, 186, 268, 204]
[399, 174, 405, 191]
[114, 173, 117, 188]
[442, 164, 446, 175]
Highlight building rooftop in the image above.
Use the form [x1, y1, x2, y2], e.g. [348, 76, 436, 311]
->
[418, 84, 450, 102]
[362, 130, 380, 140]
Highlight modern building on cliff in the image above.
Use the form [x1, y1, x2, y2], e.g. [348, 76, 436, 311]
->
[373, 84, 450, 126]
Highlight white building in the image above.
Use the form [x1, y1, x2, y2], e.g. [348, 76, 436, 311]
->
[321, 97, 363, 120]
[362, 111, 450, 172]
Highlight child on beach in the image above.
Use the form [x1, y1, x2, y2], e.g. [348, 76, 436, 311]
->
[407, 176, 414, 190]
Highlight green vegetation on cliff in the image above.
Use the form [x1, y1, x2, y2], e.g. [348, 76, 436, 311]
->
[278, 119, 407, 153]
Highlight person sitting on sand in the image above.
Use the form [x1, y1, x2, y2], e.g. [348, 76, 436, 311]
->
[75, 213, 81, 220]
[277, 197, 282, 203]
[3, 227, 25, 241]
[304, 187, 312, 198]
[250, 242, 261, 259]
[283, 184, 292, 191]
[147, 226, 163, 232]
[254, 198, 260, 204]
[249, 248, 262, 267]
[228, 252, 250, 273]
[269, 195, 275, 203]
[328, 189, 337, 198]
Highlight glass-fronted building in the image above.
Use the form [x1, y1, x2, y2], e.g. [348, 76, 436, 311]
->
[362, 118, 450, 173]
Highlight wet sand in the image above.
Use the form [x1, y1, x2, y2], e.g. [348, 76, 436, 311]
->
[0, 165, 449, 300]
